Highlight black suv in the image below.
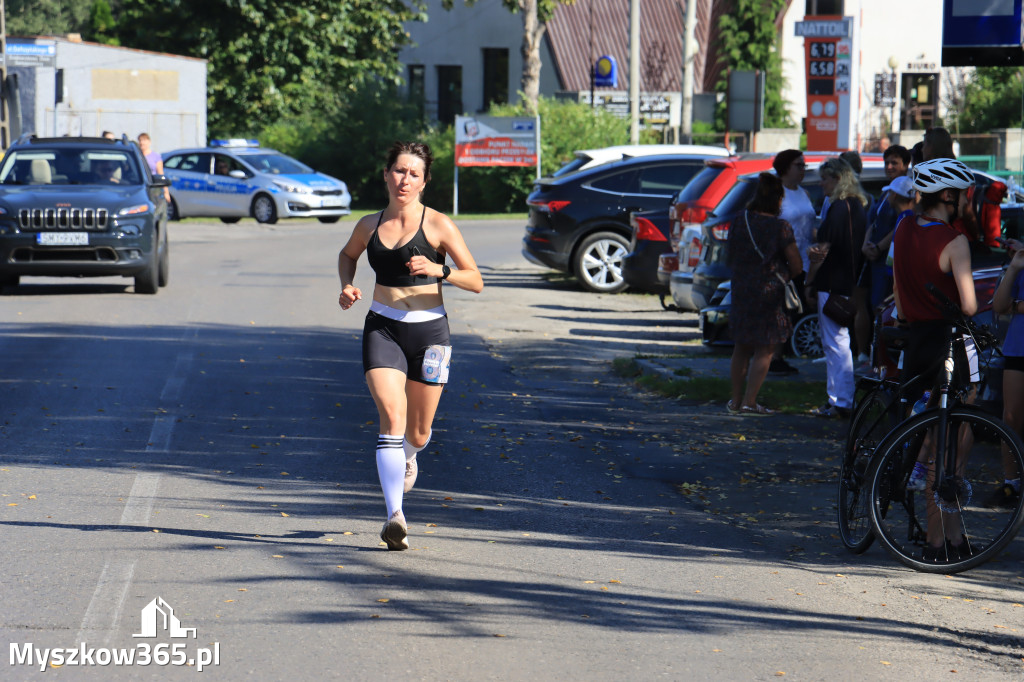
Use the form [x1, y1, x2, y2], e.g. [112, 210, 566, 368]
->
[0, 135, 171, 294]
[522, 153, 716, 293]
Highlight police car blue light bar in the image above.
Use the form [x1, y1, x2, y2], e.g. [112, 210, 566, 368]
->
[210, 139, 260, 148]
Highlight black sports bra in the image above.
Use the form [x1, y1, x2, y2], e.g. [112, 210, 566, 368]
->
[366, 207, 442, 287]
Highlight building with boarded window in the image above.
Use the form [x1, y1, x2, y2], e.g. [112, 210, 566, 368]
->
[7, 35, 207, 152]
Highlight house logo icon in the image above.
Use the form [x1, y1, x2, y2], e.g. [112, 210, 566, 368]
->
[132, 597, 197, 639]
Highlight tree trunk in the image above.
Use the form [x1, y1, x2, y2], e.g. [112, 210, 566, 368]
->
[520, 0, 545, 115]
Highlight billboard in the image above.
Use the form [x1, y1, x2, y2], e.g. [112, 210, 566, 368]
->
[454, 115, 538, 167]
[795, 16, 855, 151]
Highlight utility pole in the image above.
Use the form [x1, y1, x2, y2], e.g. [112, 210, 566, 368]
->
[680, 0, 697, 144]
[0, 0, 10, 150]
[628, 0, 640, 143]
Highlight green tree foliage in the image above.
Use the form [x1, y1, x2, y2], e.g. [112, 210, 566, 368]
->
[115, 0, 426, 137]
[955, 67, 1024, 133]
[89, 0, 120, 46]
[5, 0, 93, 36]
[715, 0, 793, 129]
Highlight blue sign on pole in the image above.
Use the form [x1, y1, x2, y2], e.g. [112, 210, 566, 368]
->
[942, 0, 1024, 65]
[594, 55, 617, 88]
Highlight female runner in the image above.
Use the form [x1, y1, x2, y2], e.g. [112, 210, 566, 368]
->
[338, 141, 483, 550]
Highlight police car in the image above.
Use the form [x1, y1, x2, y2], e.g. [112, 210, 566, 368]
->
[162, 140, 351, 224]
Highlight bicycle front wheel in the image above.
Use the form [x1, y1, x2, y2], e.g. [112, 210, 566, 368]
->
[867, 406, 1024, 573]
[838, 385, 896, 553]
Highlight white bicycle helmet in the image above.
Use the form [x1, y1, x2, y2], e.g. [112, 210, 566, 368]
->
[911, 158, 974, 193]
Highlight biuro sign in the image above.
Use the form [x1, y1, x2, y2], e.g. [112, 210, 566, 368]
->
[454, 116, 538, 167]
[796, 16, 854, 151]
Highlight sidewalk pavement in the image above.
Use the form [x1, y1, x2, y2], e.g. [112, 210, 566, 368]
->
[633, 348, 829, 385]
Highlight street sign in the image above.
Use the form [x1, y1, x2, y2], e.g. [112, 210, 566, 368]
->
[874, 73, 896, 108]
[942, 0, 1024, 66]
[593, 55, 617, 88]
[5, 41, 56, 68]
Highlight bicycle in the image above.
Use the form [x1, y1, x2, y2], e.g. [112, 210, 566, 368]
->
[838, 324, 931, 554]
[865, 287, 1024, 573]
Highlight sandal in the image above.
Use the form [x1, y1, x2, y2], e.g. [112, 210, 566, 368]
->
[810, 403, 851, 419]
[740, 403, 774, 416]
[726, 400, 741, 414]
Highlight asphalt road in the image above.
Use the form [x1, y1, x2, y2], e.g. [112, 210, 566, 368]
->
[0, 217, 1021, 680]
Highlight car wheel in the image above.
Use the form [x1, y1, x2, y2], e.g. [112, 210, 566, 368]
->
[135, 241, 159, 294]
[573, 231, 630, 294]
[157, 230, 170, 288]
[317, 216, 341, 224]
[167, 198, 180, 221]
[252, 194, 278, 224]
[220, 217, 242, 224]
[790, 313, 823, 358]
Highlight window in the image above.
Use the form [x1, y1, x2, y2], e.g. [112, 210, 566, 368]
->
[676, 166, 724, 203]
[482, 48, 509, 110]
[635, 162, 704, 196]
[805, 0, 843, 14]
[170, 153, 211, 174]
[590, 169, 639, 193]
[407, 64, 425, 117]
[437, 65, 463, 126]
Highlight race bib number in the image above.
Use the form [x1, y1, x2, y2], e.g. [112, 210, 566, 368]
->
[421, 344, 452, 384]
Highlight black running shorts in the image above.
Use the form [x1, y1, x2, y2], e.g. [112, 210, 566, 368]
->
[362, 310, 451, 385]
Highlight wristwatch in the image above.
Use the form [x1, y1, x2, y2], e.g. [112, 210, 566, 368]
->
[441, 265, 451, 280]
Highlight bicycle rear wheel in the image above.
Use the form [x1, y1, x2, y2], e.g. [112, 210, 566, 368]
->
[867, 406, 1024, 573]
[838, 385, 896, 553]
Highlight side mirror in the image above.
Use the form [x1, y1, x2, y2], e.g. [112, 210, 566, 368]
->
[229, 170, 247, 179]
[150, 174, 172, 188]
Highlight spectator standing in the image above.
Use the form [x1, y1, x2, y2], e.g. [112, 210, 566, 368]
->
[891, 157, 978, 560]
[807, 157, 868, 418]
[726, 173, 803, 415]
[138, 133, 170, 202]
[987, 238, 1024, 508]
[771, 149, 813, 375]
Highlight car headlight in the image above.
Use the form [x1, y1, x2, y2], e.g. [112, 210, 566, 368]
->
[118, 204, 150, 216]
[273, 180, 312, 194]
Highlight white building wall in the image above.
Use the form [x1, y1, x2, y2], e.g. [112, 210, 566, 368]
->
[781, 0, 949, 149]
[16, 38, 207, 152]
[401, 0, 560, 120]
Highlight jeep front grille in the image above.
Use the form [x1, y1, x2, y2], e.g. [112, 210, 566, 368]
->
[18, 208, 109, 231]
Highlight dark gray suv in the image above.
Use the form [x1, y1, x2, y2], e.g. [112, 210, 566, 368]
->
[0, 135, 171, 294]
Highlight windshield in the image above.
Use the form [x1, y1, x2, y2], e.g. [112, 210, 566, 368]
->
[240, 153, 312, 175]
[0, 148, 143, 186]
[676, 165, 724, 203]
[710, 177, 756, 218]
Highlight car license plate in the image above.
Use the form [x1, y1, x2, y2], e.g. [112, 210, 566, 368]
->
[321, 197, 342, 208]
[37, 232, 89, 246]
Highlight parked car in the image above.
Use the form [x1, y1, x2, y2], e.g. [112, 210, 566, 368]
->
[689, 156, 889, 312]
[550, 144, 730, 178]
[162, 140, 351, 224]
[665, 154, 789, 311]
[0, 134, 171, 294]
[622, 207, 671, 294]
[522, 152, 720, 293]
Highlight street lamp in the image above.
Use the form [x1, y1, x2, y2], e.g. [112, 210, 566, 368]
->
[887, 56, 899, 134]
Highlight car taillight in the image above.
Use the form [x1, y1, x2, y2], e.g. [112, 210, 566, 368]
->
[659, 253, 679, 272]
[668, 205, 677, 221]
[687, 236, 703, 267]
[711, 221, 730, 241]
[528, 199, 571, 213]
[634, 217, 667, 241]
[680, 206, 707, 223]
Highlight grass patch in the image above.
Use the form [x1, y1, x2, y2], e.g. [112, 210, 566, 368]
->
[613, 357, 824, 414]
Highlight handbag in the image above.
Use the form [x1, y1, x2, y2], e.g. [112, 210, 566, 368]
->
[822, 293, 857, 328]
[744, 212, 802, 314]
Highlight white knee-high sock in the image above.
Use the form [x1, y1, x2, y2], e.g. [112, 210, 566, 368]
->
[403, 430, 431, 461]
[376, 434, 405, 517]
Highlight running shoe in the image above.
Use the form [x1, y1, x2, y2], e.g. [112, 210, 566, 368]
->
[380, 510, 409, 551]
[404, 455, 418, 493]
[982, 483, 1021, 510]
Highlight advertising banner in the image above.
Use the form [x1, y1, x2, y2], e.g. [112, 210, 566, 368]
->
[454, 115, 538, 167]
[796, 16, 854, 151]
